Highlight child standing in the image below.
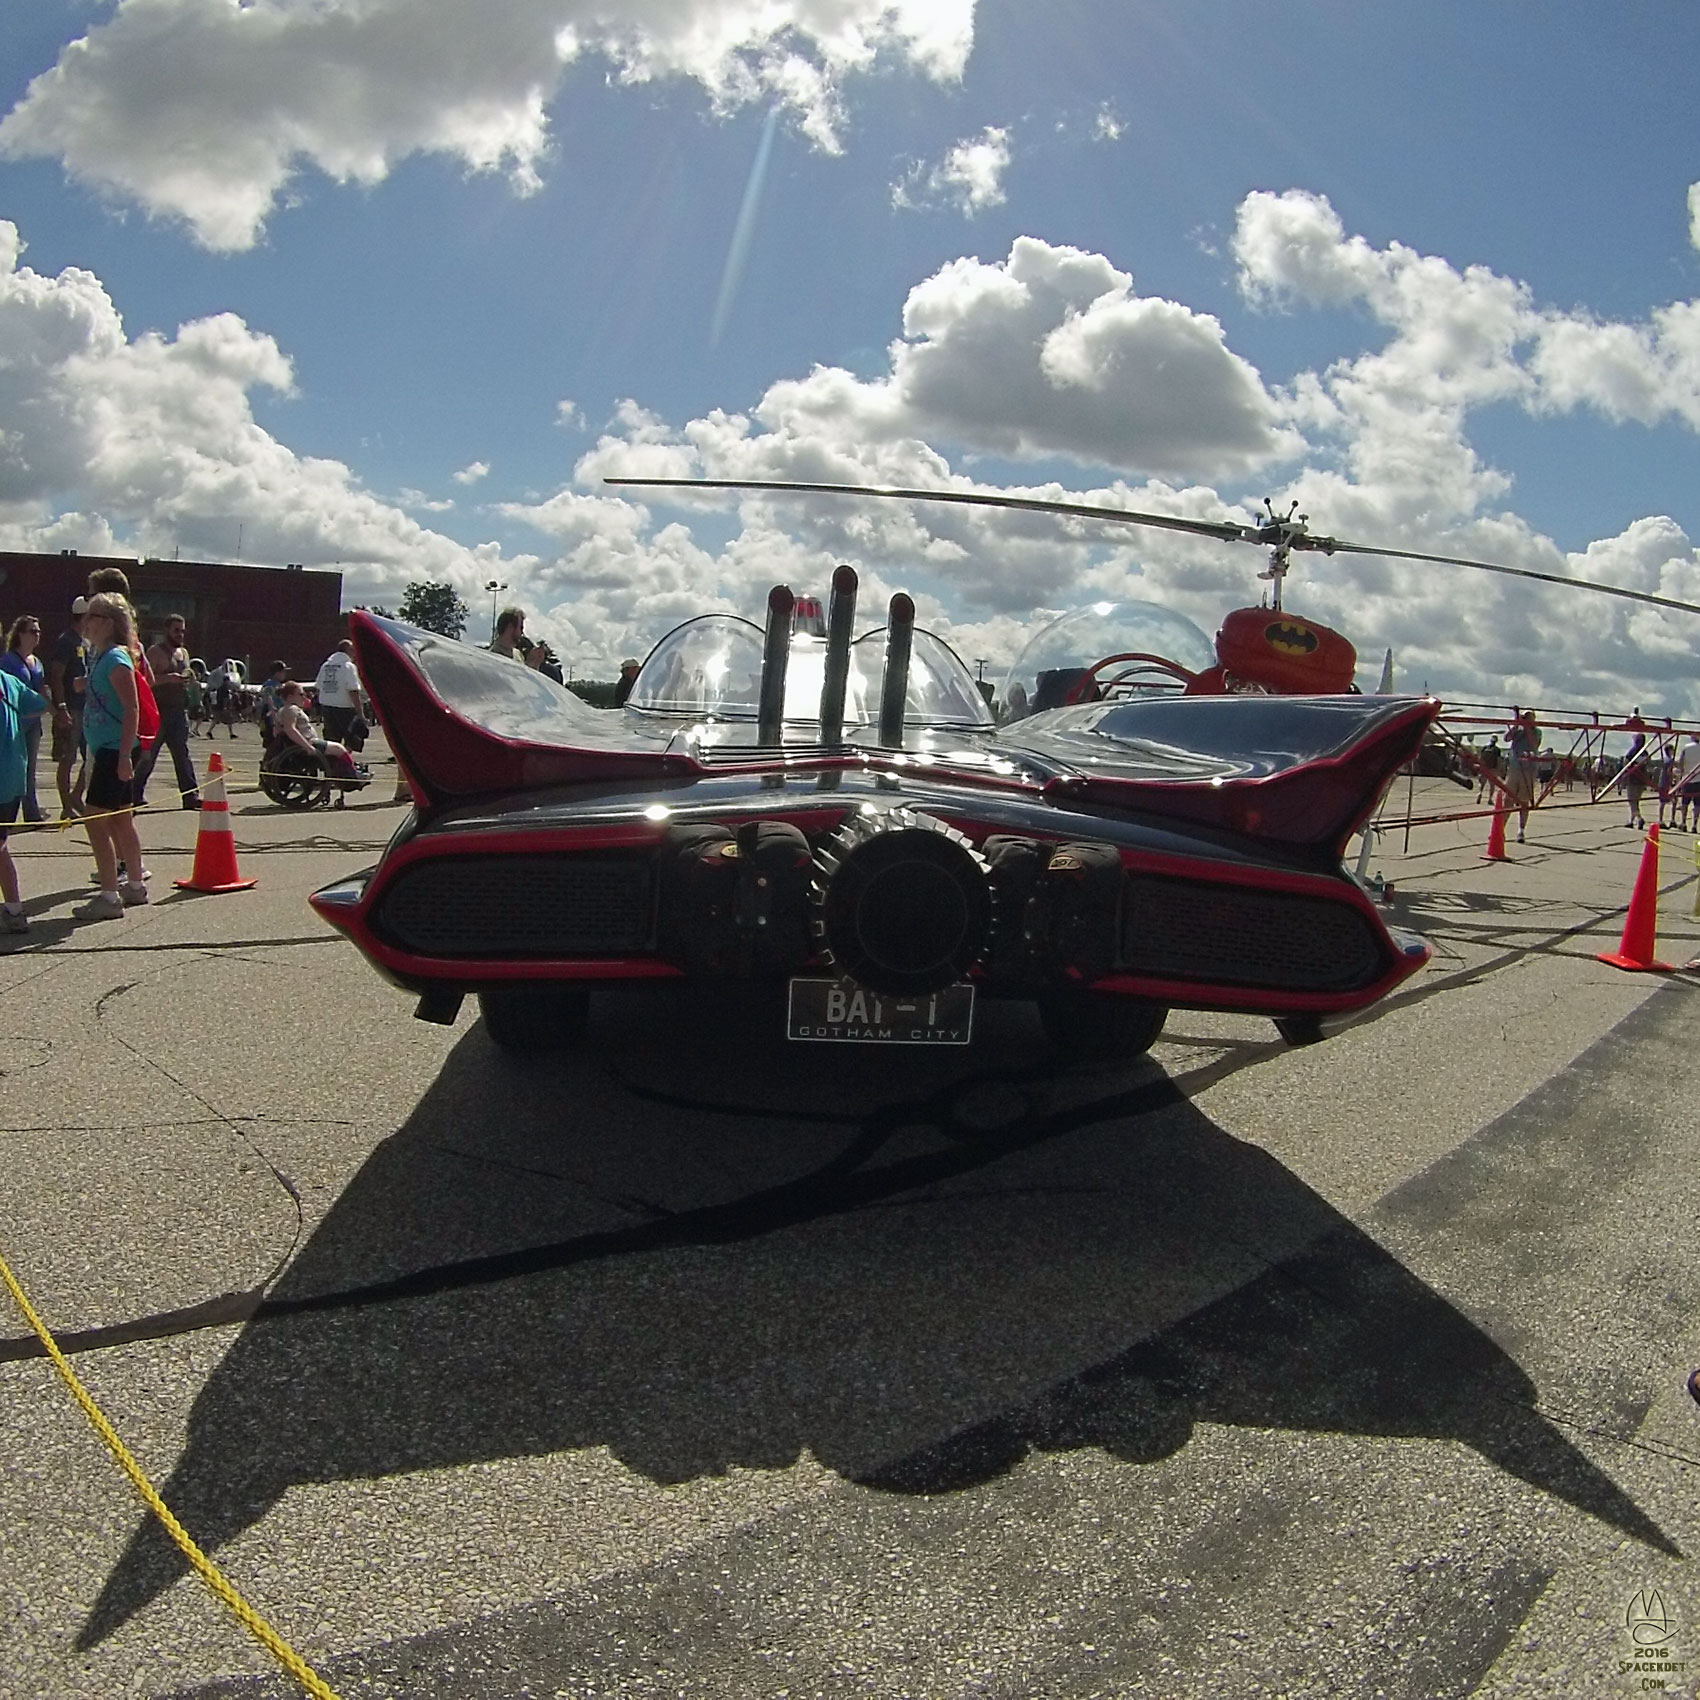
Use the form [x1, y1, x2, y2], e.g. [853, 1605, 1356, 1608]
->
[76, 594, 149, 920]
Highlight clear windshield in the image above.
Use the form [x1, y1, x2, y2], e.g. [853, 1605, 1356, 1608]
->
[629, 614, 994, 729]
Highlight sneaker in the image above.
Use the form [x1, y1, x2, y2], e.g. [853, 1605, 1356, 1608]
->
[119, 881, 150, 907]
[74, 891, 125, 922]
[2, 908, 27, 934]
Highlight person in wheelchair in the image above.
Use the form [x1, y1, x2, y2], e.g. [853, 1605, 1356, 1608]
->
[267, 681, 367, 806]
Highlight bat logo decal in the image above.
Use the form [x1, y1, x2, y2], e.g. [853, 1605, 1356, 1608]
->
[1265, 620, 1320, 655]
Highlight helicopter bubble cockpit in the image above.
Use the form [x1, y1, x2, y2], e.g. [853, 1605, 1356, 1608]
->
[1000, 601, 1217, 720]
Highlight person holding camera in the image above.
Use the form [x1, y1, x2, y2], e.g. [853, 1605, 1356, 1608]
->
[491, 607, 564, 682]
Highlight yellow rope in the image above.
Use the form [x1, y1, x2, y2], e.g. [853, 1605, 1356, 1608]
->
[6, 754, 399, 833]
[0, 1245, 345, 1700]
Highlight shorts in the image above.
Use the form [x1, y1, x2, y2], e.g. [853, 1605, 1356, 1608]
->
[51, 708, 83, 763]
[0, 794, 18, 842]
[1682, 781, 1700, 802]
[321, 704, 358, 740]
[86, 745, 140, 813]
[1503, 763, 1536, 805]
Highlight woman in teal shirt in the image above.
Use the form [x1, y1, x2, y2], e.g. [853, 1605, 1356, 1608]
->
[0, 660, 47, 932]
[77, 593, 148, 921]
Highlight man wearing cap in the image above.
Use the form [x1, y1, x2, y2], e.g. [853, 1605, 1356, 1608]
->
[47, 597, 89, 819]
[614, 658, 642, 707]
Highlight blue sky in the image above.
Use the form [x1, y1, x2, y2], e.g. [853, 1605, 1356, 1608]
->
[1, 0, 1698, 707]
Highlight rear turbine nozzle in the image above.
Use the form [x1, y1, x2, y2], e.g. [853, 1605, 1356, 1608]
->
[757, 583, 795, 745]
[810, 806, 991, 995]
[878, 593, 914, 749]
[818, 564, 858, 745]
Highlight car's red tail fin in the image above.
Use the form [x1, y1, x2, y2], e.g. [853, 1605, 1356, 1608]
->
[1005, 695, 1439, 858]
[350, 612, 688, 809]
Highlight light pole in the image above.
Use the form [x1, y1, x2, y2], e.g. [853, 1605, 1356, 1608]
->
[485, 579, 507, 645]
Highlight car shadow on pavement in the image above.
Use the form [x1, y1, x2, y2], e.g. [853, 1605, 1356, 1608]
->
[79, 984, 1679, 1646]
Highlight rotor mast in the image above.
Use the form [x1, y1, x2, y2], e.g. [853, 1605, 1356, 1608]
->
[1254, 499, 1311, 613]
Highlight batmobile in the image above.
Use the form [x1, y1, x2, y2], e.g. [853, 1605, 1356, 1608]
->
[309, 569, 1437, 1057]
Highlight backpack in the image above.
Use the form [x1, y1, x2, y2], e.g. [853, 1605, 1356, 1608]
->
[135, 659, 161, 742]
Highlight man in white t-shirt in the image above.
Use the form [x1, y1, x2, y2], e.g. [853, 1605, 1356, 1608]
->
[314, 641, 366, 742]
[1672, 732, 1700, 832]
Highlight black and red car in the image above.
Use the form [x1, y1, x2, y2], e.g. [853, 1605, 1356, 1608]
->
[310, 570, 1435, 1056]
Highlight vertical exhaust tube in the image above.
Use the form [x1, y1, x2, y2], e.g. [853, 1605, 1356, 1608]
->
[878, 593, 914, 749]
[757, 584, 795, 745]
[818, 564, 859, 745]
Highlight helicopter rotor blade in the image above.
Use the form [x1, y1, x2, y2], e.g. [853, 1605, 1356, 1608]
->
[604, 476, 1252, 547]
[1315, 538, 1700, 618]
[605, 475, 1700, 619]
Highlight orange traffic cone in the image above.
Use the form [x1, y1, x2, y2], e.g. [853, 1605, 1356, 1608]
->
[1597, 823, 1671, 972]
[173, 751, 257, 894]
[1482, 799, 1509, 862]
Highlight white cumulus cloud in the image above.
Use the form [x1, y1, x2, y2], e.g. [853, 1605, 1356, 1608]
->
[1233, 188, 1700, 522]
[0, 0, 977, 251]
[751, 236, 1301, 480]
[453, 460, 491, 485]
[0, 218, 523, 608]
[893, 125, 1012, 215]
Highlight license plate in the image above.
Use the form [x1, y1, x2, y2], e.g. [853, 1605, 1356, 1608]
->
[787, 977, 974, 1045]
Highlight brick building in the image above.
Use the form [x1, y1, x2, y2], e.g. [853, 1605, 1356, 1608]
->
[0, 550, 346, 678]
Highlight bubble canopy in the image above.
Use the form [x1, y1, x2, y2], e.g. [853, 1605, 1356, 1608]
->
[628, 615, 994, 730]
[1001, 600, 1217, 717]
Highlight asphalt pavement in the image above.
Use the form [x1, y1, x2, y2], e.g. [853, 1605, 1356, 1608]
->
[0, 752, 1696, 1699]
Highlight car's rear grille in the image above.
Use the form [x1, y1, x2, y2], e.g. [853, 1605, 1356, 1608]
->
[375, 854, 653, 958]
[1120, 874, 1385, 992]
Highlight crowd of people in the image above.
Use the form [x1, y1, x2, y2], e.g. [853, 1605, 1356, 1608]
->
[0, 570, 383, 930]
[1609, 716, 1700, 833]
[0, 568, 178, 930]
[1462, 707, 1700, 835]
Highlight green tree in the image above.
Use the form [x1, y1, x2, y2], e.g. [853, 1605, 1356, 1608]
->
[566, 678, 619, 708]
[398, 581, 470, 638]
